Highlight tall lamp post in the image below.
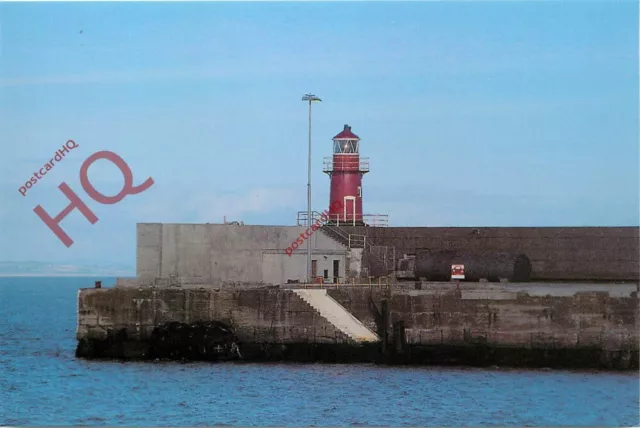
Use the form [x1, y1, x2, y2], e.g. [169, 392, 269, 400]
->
[302, 93, 322, 283]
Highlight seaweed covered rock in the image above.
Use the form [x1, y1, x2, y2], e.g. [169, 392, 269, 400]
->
[148, 321, 242, 361]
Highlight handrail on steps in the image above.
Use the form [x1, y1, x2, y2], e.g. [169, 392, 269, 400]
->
[297, 211, 395, 271]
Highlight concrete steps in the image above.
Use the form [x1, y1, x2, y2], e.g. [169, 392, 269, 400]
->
[319, 224, 352, 248]
[293, 289, 380, 343]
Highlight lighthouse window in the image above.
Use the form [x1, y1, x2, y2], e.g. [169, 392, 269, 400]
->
[334, 140, 359, 154]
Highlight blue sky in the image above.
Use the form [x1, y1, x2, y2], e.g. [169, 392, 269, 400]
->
[0, 1, 638, 266]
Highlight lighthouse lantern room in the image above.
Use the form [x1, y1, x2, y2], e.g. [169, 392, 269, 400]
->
[323, 124, 379, 226]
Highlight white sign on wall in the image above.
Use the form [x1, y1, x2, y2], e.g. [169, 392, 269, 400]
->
[451, 264, 465, 280]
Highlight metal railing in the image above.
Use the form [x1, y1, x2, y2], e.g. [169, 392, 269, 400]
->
[332, 214, 358, 226]
[296, 276, 391, 290]
[322, 221, 351, 244]
[296, 212, 360, 227]
[322, 156, 370, 173]
[294, 212, 396, 272]
[296, 210, 327, 226]
[363, 214, 388, 227]
[348, 234, 366, 248]
[347, 234, 395, 271]
[296, 211, 388, 228]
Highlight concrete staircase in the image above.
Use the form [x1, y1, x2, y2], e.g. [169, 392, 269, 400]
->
[319, 223, 395, 275]
[297, 211, 395, 277]
[293, 289, 380, 343]
[319, 222, 353, 248]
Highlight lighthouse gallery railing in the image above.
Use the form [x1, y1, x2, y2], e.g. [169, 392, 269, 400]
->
[322, 157, 370, 173]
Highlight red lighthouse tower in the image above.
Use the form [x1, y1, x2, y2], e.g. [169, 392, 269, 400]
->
[323, 124, 369, 225]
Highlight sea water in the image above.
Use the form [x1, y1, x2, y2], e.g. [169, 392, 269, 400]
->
[1, 277, 638, 426]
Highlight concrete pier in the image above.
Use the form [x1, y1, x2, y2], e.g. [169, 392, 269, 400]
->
[77, 282, 639, 369]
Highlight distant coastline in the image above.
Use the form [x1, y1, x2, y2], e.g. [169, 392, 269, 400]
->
[0, 273, 135, 278]
[0, 261, 135, 278]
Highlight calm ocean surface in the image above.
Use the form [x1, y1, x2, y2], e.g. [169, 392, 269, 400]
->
[1, 277, 638, 426]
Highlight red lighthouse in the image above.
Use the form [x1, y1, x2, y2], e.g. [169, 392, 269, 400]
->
[323, 124, 369, 225]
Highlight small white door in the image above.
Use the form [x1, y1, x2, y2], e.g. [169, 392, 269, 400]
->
[343, 196, 356, 225]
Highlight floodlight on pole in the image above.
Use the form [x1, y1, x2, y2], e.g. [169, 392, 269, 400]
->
[302, 93, 322, 284]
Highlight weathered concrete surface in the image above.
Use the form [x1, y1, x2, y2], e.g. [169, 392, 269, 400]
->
[341, 226, 640, 282]
[78, 288, 351, 345]
[76, 287, 361, 361]
[293, 289, 379, 342]
[391, 288, 636, 353]
[327, 283, 639, 369]
[77, 283, 639, 369]
[136, 223, 348, 286]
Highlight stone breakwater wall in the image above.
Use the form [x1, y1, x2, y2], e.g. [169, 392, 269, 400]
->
[342, 226, 640, 282]
[326, 285, 639, 368]
[77, 288, 355, 361]
[77, 284, 639, 369]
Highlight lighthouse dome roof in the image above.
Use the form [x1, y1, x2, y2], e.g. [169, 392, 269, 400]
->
[333, 124, 360, 140]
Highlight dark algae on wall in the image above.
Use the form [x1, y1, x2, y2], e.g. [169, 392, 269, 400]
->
[77, 285, 638, 369]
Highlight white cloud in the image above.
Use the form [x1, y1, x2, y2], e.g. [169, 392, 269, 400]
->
[124, 185, 300, 224]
